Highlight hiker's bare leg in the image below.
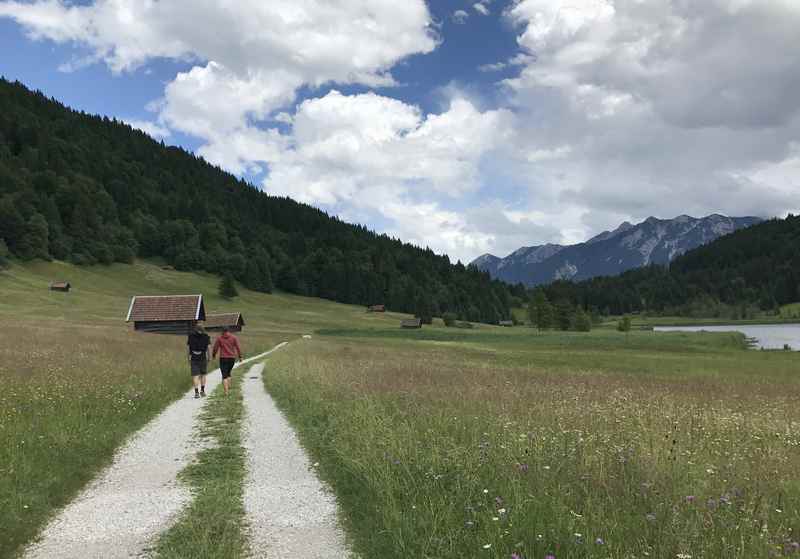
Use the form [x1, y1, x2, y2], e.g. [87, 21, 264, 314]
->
[223, 377, 231, 395]
[200, 375, 207, 390]
[192, 375, 200, 389]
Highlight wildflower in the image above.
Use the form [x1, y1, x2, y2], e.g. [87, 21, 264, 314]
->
[498, 508, 507, 515]
[517, 463, 529, 473]
[676, 554, 692, 559]
[685, 495, 695, 503]
[595, 538, 604, 545]
[545, 555, 556, 559]
[646, 513, 656, 522]
[483, 544, 492, 549]
[495, 496, 504, 507]
[511, 553, 523, 559]
[483, 489, 489, 494]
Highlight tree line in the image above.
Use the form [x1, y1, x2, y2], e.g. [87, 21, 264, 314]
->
[529, 215, 799, 319]
[0, 78, 513, 324]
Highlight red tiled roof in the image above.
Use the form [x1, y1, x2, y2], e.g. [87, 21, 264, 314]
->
[126, 295, 205, 322]
[203, 313, 244, 328]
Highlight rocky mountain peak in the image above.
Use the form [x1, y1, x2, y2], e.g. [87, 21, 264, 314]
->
[470, 214, 763, 287]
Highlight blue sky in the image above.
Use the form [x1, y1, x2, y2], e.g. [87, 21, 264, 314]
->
[1, 0, 798, 262]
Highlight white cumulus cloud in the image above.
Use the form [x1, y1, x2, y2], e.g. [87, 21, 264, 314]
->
[452, 9, 469, 24]
[474, 3, 490, 16]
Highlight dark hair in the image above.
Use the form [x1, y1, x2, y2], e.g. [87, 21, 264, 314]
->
[222, 326, 230, 333]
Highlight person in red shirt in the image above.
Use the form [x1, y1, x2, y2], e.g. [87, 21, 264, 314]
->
[212, 326, 243, 396]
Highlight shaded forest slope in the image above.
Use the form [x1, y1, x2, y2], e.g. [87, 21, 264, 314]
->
[0, 78, 512, 324]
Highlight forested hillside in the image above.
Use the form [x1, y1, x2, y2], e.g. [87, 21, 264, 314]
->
[539, 215, 800, 317]
[0, 79, 513, 323]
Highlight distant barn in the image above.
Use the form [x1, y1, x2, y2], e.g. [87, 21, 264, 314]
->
[401, 318, 422, 329]
[203, 312, 245, 332]
[499, 320, 514, 327]
[49, 281, 71, 292]
[367, 304, 386, 313]
[126, 294, 205, 335]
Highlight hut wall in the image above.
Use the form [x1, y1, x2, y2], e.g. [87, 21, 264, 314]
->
[134, 321, 196, 335]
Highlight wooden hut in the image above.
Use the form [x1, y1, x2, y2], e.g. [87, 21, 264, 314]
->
[203, 312, 245, 332]
[367, 304, 386, 313]
[49, 281, 71, 292]
[499, 320, 514, 327]
[126, 294, 205, 335]
[401, 318, 422, 329]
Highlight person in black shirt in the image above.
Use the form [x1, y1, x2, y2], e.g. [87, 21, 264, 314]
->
[187, 324, 211, 398]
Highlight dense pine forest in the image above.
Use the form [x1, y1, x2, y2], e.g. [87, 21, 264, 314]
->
[0, 79, 515, 324]
[538, 214, 800, 318]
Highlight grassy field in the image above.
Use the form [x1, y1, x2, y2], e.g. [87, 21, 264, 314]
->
[0, 259, 403, 558]
[3, 259, 800, 558]
[265, 325, 800, 558]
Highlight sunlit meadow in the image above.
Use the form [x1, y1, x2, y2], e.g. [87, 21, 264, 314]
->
[0, 259, 393, 557]
[265, 329, 800, 559]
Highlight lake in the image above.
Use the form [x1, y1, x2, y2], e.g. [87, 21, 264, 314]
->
[654, 323, 800, 351]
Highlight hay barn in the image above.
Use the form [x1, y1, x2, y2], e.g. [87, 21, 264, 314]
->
[49, 281, 71, 292]
[126, 294, 205, 335]
[203, 312, 245, 332]
[401, 318, 422, 329]
[367, 304, 386, 313]
[499, 320, 514, 327]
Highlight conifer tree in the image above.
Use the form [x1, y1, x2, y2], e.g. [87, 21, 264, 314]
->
[219, 273, 238, 299]
[528, 290, 553, 331]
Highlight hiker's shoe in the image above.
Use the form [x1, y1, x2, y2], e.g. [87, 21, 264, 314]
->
[200, 391, 206, 397]
[194, 392, 200, 399]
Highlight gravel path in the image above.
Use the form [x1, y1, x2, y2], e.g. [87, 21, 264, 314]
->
[23, 345, 287, 559]
[242, 360, 351, 558]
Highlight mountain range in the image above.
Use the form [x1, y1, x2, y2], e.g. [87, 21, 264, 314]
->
[471, 214, 763, 286]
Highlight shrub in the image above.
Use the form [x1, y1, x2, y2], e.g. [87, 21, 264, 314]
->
[442, 312, 458, 327]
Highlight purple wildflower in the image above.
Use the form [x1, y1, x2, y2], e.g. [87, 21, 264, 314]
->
[685, 495, 695, 503]
[495, 496, 504, 508]
[545, 555, 556, 559]
[595, 538, 604, 545]
[518, 463, 529, 474]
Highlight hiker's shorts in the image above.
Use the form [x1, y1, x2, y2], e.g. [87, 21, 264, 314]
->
[220, 358, 236, 379]
[190, 357, 207, 376]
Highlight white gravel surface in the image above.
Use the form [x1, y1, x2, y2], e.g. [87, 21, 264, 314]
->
[242, 359, 351, 558]
[23, 345, 288, 559]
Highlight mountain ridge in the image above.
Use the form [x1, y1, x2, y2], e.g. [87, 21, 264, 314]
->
[472, 214, 763, 286]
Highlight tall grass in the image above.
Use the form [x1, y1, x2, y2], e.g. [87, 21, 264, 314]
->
[265, 336, 800, 558]
[0, 321, 187, 557]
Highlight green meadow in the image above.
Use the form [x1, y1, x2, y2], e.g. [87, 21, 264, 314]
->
[0, 259, 401, 558]
[267, 327, 800, 558]
[2, 259, 799, 558]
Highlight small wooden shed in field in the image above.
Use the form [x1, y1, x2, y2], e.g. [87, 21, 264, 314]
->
[49, 281, 71, 292]
[401, 318, 422, 329]
[367, 304, 386, 313]
[499, 320, 514, 327]
[203, 312, 245, 332]
[126, 294, 205, 335]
